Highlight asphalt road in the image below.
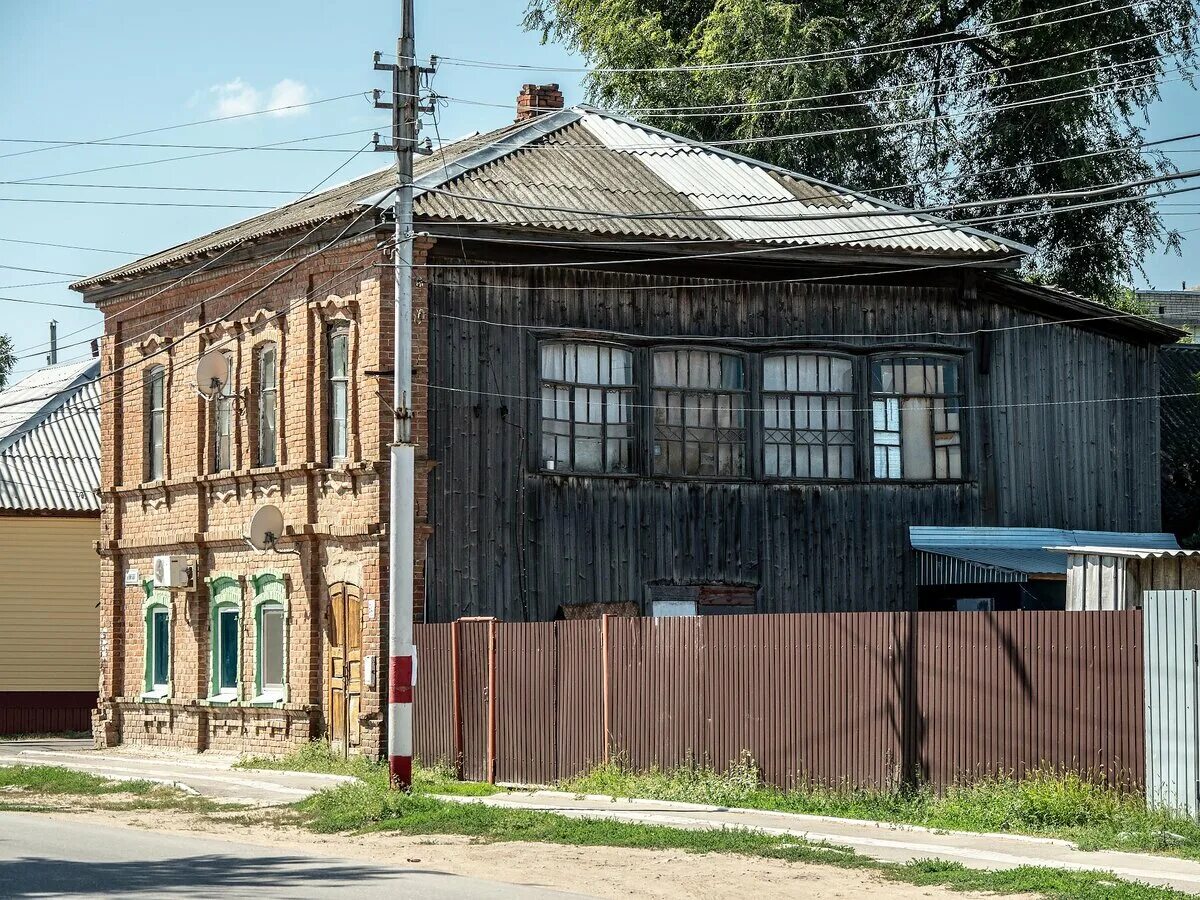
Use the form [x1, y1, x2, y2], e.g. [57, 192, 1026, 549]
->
[0, 813, 585, 899]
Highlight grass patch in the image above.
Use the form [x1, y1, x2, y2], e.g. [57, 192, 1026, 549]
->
[0, 764, 156, 796]
[235, 741, 499, 797]
[0, 731, 90, 742]
[293, 776, 1185, 899]
[560, 758, 1200, 858]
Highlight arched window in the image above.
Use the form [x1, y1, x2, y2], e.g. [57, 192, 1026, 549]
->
[212, 353, 234, 472]
[252, 573, 288, 704]
[143, 596, 170, 697]
[870, 355, 964, 480]
[540, 341, 634, 473]
[327, 324, 350, 462]
[256, 343, 278, 467]
[762, 352, 854, 479]
[208, 577, 242, 702]
[145, 365, 166, 481]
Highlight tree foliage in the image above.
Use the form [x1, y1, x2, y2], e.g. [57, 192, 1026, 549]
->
[525, 0, 1197, 300]
[0, 335, 13, 391]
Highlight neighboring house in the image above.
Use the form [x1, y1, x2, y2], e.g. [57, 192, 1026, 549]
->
[0, 359, 100, 735]
[1138, 284, 1200, 339]
[1159, 344, 1200, 546]
[71, 87, 1180, 756]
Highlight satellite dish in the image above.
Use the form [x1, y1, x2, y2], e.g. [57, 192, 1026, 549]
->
[246, 504, 285, 552]
[195, 350, 228, 400]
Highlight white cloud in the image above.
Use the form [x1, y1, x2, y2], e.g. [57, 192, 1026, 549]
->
[266, 79, 311, 117]
[208, 78, 312, 119]
[211, 78, 262, 118]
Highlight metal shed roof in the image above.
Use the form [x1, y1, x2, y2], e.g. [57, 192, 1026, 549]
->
[0, 360, 100, 513]
[909, 526, 1181, 583]
[73, 106, 1029, 294]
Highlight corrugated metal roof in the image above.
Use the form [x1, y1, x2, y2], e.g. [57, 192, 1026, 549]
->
[0, 360, 100, 513]
[910, 526, 1181, 581]
[73, 107, 1028, 293]
[1048, 545, 1200, 559]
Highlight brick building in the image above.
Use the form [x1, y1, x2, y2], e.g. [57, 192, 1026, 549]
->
[73, 89, 1178, 756]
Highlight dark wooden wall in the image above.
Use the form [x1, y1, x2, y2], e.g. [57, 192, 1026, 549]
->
[424, 252, 1161, 622]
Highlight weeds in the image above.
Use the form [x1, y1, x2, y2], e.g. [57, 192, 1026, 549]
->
[0, 765, 155, 795]
[560, 757, 1200, 858]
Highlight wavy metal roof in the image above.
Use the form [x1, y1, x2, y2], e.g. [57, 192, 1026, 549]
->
[73, 107, 1027, 293]
[0, 360, 100, 513]
[910, 526, 1181, 583]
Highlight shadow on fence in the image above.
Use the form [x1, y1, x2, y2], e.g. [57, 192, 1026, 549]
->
[414, 610, 1144, 790]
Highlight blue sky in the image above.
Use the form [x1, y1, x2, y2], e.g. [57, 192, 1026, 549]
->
[0, 1, 1195, 379]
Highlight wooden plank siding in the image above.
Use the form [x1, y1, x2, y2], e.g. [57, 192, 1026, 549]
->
[0, 515, 100, 692]
[424, 254, 1161, 622]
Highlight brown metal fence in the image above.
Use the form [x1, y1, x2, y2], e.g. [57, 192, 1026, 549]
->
[413, 611, 1144, 789]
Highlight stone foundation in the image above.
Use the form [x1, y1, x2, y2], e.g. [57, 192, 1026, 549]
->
[96, 698, 321, 756]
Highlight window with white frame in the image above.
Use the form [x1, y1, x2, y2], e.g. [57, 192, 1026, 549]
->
[144, 602, 170, 696]
[870, 355, 964, 480]
[256, 343, 278, 467]
[257, 603, 285, 699]
[540, 342, 635, 473]
[763, 353, 855, 479]
[209, 577, 241, 701]
[145, 366, 165, 481]
[212, 352, 234, 472]
[653, 349, 747, 477]
[328, 324, 349, 462]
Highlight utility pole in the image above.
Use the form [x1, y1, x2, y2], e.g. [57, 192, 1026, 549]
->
[47, 319, 58, 365]
[372, 0, 428, 792]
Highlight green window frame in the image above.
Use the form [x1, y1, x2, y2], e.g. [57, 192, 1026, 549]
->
[207, 575, 243, 702]
[251, 572, 289, 705]
[142, 588, 171, 698]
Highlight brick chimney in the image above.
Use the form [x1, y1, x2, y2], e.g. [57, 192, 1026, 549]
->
[515, 83, 564, 122]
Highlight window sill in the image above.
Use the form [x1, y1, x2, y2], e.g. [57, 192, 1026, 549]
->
[140, 689, 169, 702]
[250, 693, 285, 707]
[207, 692, 238, 705]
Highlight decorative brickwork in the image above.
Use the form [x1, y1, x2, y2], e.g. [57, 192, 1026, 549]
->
[84, 230, 433, 758]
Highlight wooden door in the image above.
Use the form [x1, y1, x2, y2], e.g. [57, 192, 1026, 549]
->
[326, 583, 363, 753]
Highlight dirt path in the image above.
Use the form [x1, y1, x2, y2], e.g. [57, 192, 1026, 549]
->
[13, 801, 1025, 899]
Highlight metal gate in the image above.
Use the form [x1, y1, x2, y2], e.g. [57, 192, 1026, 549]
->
[1144, 590, 1200, 817]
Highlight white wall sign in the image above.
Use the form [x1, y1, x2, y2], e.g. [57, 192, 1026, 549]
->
[124, 568, 140, 586]
[367, 597, 376, 620]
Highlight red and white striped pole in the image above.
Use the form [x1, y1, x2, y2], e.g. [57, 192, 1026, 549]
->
[388, 444, 415, 790]
[386, 0, 417, 792]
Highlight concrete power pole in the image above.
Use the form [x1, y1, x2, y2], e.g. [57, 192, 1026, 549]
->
[373, 0, 423, 791]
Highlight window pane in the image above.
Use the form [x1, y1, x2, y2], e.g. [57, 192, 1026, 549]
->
[152, 610, 169, 687]
[260, 607, 285, 690]
[330, 331, 348, 377]
[652, 350, 746, 477]
[539, 343, 634, 473]
[762, 354, 854, 480]
[258, 345, 277, 467]
[871, 356, 962, 481]
[147, 369, 165, 481]
[219, 609, 239, 691]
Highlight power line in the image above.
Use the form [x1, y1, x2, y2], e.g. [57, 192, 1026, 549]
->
[15, 141, 379, 360]
[7, 127, 383, 186]
[0, 91, 372, 161]
[0, 263, 84, 277]
[438, 0, 1142, 74]
[1, 181, 309, 196]
[0, 197, 274, 210]
[0, 237, 145, 256]
[0, 295, 95, 311]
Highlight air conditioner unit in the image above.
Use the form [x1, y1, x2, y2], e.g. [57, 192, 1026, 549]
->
[152, 555, 192, 589]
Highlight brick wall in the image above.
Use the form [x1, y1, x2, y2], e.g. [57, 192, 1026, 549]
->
[87, 229, 430, 758]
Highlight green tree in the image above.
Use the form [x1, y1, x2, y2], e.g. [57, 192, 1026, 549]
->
[526, 0, 1197, 301]
[0, 335, 13, 390]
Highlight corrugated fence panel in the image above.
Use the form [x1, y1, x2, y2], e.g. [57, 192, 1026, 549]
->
[1144, 591, 1199, 815]
[417, 612, 1145, 790]
[457, 621, 492, 782]
[495, 623, 557, 785]
[555, 619, 604, 780]
[412, 624, 453, 767]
